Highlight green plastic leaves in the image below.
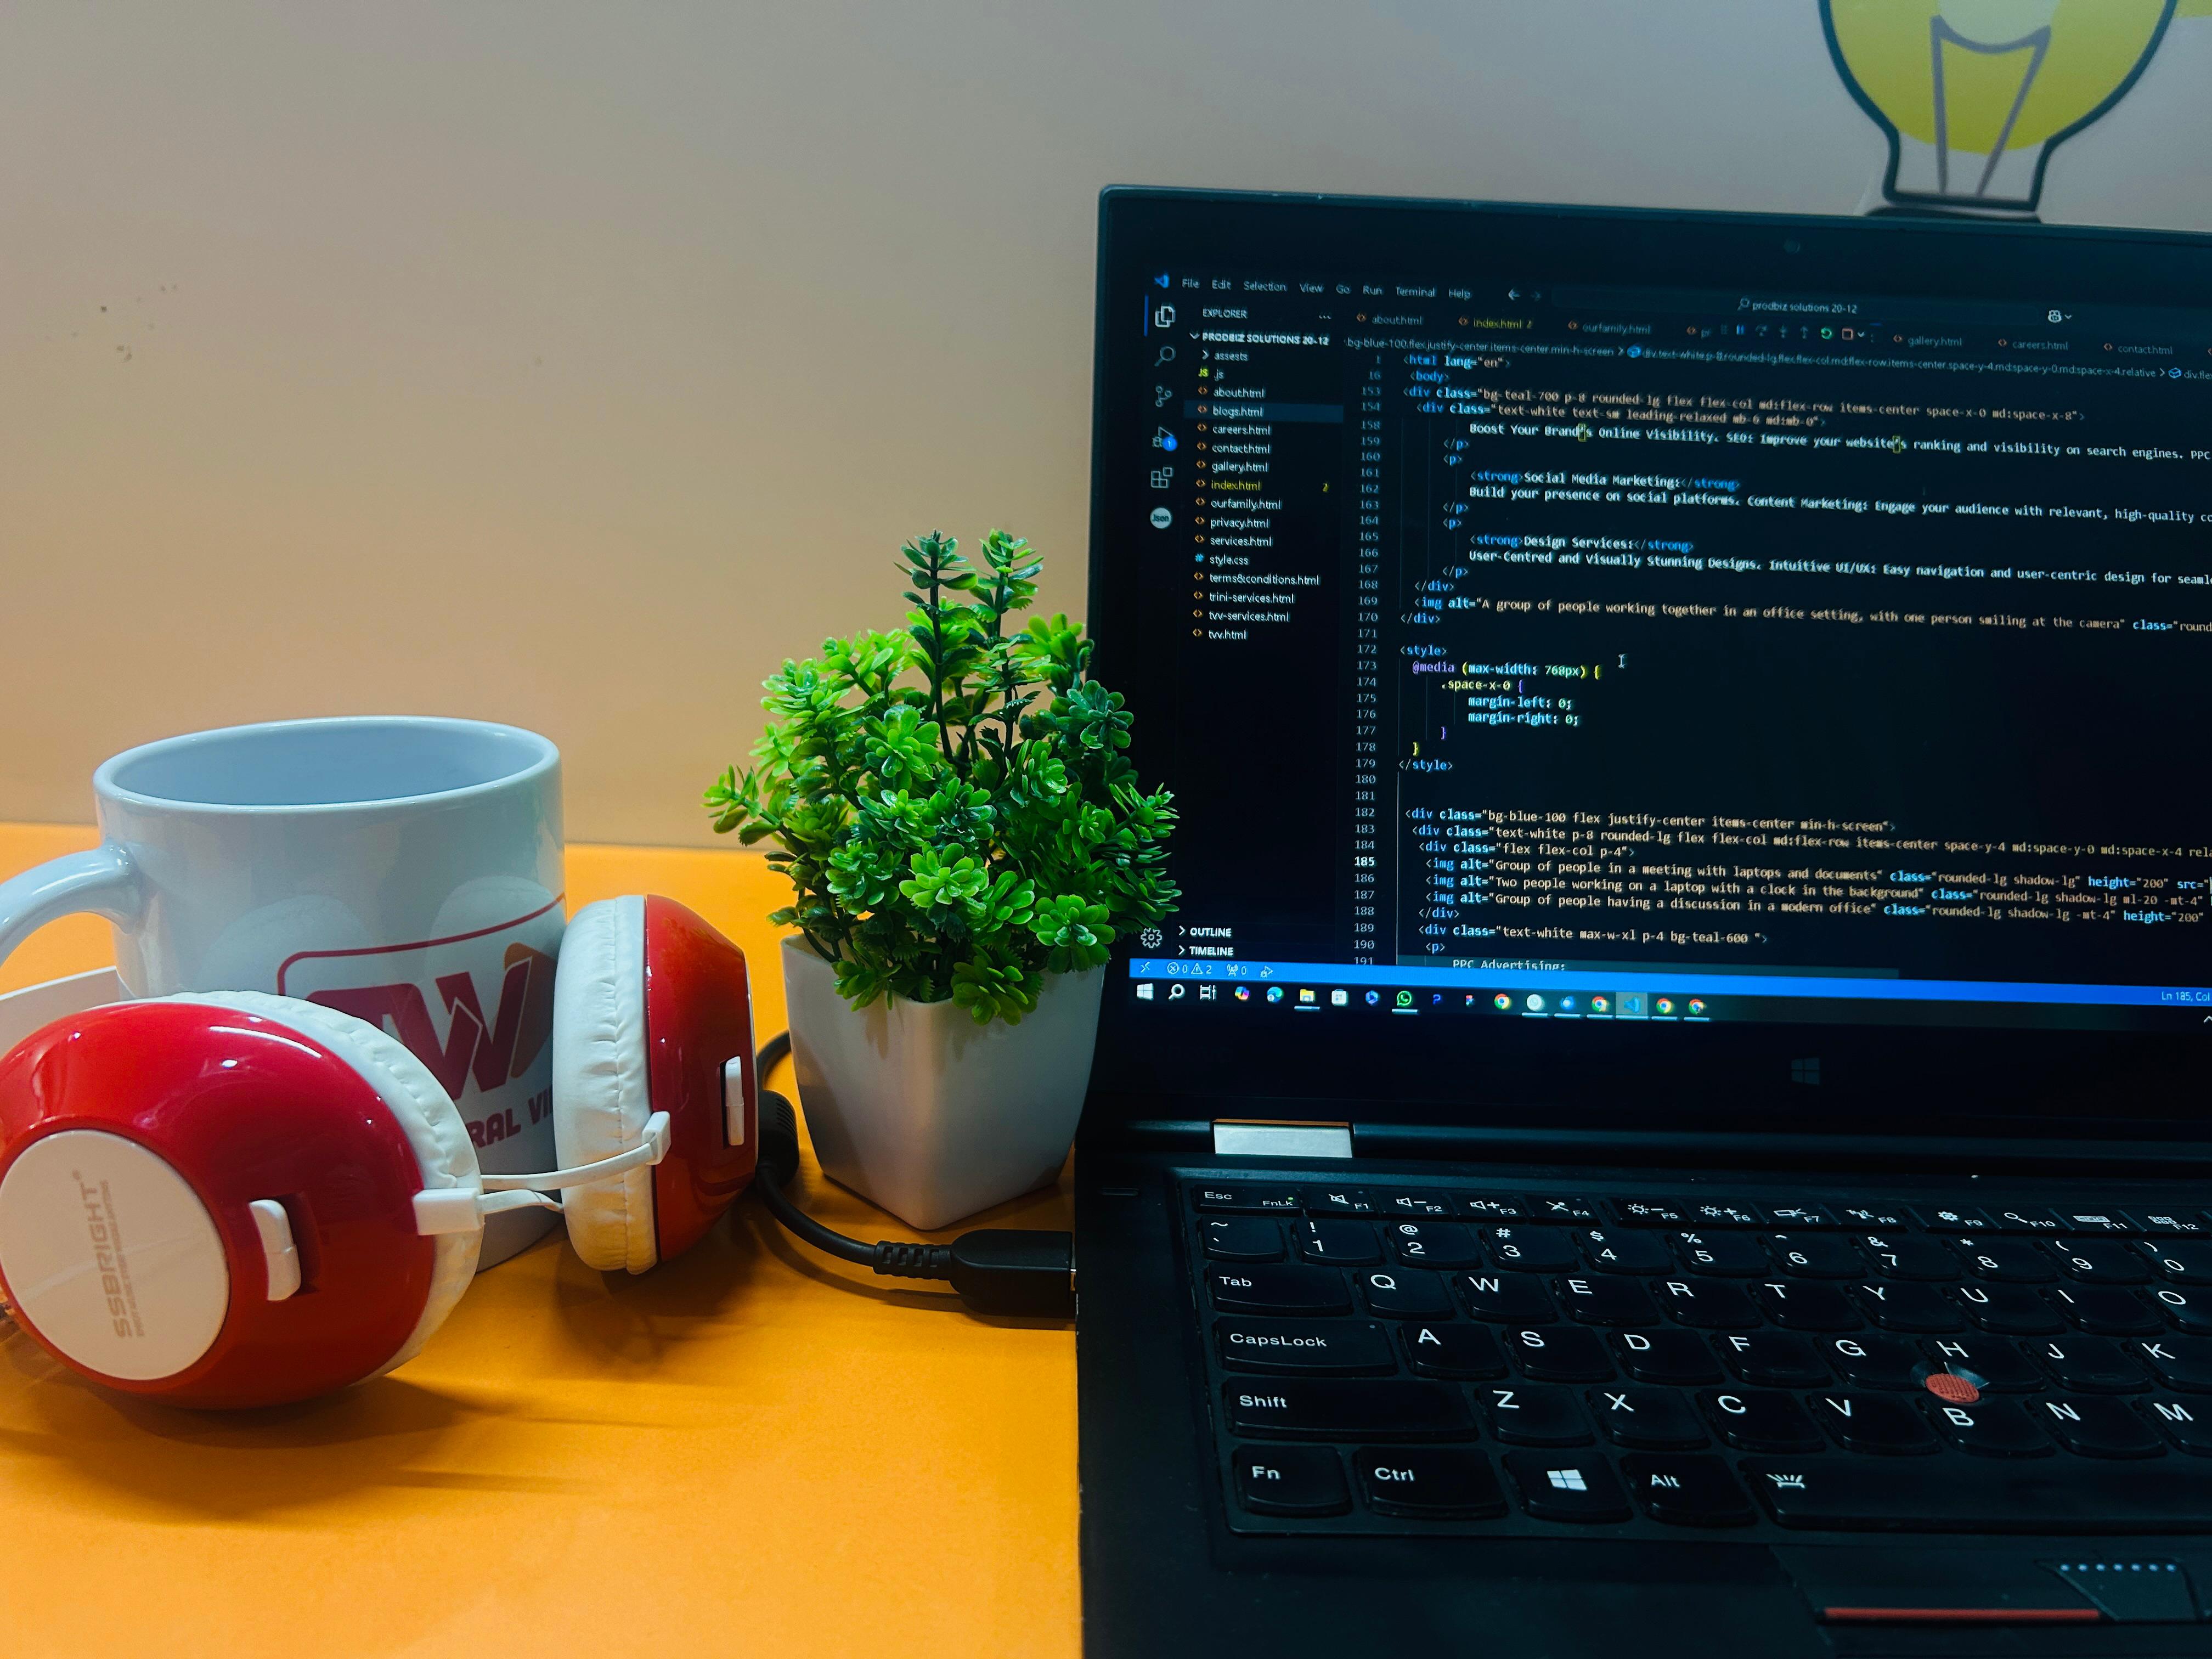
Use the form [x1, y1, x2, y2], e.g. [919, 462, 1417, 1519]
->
[706, 531, 1178, 1025]
[1030, 894, 1115, 974]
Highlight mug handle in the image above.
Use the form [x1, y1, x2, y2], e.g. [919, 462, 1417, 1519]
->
[0, 845, 143, 973]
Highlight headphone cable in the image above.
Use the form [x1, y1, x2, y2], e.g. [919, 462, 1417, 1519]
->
[749, 1032, 1076, 1317]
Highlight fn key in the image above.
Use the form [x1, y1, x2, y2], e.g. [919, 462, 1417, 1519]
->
[1232, 1444, 1349, 1515]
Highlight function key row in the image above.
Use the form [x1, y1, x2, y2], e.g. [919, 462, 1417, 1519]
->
[1189, 1185, 2211, 1237]
[1195, 1186, 1640, 1224]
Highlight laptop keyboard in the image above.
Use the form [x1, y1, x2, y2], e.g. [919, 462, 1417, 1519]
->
[1184, 1176, 2212, 1536]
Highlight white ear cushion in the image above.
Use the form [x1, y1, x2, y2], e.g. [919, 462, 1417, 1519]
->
[551, 896, 656, 1273]
[156, 991, 483, 1375]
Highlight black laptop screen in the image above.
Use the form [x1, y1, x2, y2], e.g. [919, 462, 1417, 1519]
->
[1089, 191, 2212, 1128]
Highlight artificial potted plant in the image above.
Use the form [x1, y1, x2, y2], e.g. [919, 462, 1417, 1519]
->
[706, 531, 1177, 1229]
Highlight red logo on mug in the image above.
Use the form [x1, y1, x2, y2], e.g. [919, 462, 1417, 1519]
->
[308, 942, 556, 1099]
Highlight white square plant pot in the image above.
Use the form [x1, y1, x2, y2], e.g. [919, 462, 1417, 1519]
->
[780, 936, 1104, 1231]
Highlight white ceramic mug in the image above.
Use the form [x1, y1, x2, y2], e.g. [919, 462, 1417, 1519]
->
[0, 716, 565, 1267]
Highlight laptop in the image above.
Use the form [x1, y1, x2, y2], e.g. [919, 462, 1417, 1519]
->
[1073, 187, 2212, 1655]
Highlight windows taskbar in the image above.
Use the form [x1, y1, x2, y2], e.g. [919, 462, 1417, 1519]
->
[1124, 958, 2212, 1011]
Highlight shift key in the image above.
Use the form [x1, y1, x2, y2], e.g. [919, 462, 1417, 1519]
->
[1210, 1263, 1351, 1315]
[1225, 1379, 1476, 1441]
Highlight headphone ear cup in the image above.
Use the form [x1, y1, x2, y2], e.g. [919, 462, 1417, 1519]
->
[552, 896, 658, 1272]
[204, 993, 485, 1372]
[551, 895, 758, 1274]
[0, 991, 484, 1407]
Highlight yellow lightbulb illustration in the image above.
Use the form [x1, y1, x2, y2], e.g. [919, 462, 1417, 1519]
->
[1822, 0, 2178, 216]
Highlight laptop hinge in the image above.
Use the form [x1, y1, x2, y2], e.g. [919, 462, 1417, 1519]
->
[1212, 1120, 1354, 1159]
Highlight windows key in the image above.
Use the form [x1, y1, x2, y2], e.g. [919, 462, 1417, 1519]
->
[1502, 1450, 1633, 1521]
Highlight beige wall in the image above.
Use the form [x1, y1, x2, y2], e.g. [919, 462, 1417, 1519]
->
[7, 2, 2210, 845]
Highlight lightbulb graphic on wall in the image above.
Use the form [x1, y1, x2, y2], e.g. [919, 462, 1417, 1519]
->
[1822, 0, 2179, 217]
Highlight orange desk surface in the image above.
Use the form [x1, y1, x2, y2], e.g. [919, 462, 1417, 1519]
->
[0, 825, 1080, 1659]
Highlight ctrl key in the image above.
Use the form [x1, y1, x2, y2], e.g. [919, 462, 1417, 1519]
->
[1357, 1447, 1506, 1518]
[1232, 1444, 1349, 1516]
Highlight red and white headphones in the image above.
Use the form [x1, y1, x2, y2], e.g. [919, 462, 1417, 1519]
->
[0, 894, 757, 1409]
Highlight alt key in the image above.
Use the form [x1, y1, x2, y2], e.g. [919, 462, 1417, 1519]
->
[1231, 1443, 1349, 1516]
[1618, 1454, 1755, 1527]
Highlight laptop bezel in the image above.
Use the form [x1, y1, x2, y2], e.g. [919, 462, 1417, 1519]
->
[1083, 186, 2212, 1157]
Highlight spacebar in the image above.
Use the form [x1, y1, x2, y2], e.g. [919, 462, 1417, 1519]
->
[1743, 1458, 2212, 1532]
